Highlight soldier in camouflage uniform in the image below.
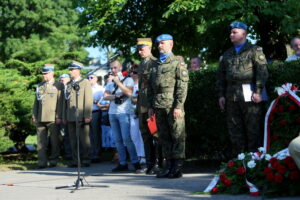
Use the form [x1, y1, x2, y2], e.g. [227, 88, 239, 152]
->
[63, 61, 93, 167]
[216, 22, 269, 158]
[32, 64, 64, 168]
[136, 38, 162, 174]
[148, 34, 189, 178]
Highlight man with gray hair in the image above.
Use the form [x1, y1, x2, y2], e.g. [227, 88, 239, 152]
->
[33, 64, 63, 168]
[148, 34, 189, 178]
[286, 36, 300, 61]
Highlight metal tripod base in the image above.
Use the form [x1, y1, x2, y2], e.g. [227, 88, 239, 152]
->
[55, 176, 108, 193]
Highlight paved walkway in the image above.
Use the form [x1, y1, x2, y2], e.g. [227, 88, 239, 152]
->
[0, 162, 299, 200]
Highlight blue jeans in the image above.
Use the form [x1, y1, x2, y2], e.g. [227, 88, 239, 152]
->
[109, 113, 138, 165]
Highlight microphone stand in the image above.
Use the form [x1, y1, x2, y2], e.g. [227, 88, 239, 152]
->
[55, 82, 108, 193]
[87, 51, 122, 75]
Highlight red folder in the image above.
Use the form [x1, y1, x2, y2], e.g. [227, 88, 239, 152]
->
[147, 115, 157, 135]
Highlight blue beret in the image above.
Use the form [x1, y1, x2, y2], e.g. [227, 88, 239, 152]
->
[229, 21, 248, 30]
[155, 34, 173, 43]
[42, 64, 54, 74]
[59, 73, 70, 79]
[68, 61, 83, 70]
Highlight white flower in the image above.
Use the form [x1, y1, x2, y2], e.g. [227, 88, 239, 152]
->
[258, 147, 265, 153]
[237, 153, 245, 160]
[264, 154, 272, 161]
[247, 160, 256, 169]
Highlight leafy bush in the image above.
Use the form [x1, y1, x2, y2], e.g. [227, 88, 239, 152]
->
[185, 60, 300, 159]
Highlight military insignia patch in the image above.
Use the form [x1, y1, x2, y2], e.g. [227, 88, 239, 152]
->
[182, 70, 188, 77]
[259, 55, 265, 60]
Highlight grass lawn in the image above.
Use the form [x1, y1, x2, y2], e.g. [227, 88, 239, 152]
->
[0, 135, 38, 171]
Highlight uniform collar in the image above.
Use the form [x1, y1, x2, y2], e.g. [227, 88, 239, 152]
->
[158, 53, 174, 64]
[73, 77, 82, 82]
[230, 40, 252, 55]
[46, 78, 55, 84]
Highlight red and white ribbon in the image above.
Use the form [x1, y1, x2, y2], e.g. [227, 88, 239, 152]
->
[246, 179, 260, 196]
[263, 83, 300, 152]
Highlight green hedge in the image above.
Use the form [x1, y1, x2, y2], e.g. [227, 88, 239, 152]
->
[1, 59, 300, 155]
[185, 60, 300, 159]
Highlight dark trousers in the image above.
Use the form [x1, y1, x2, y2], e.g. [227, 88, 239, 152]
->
[89, 110, 102, 159]
[68, 121, 91, 164]
[139, 112, 157, 166]
[226, 100, 263, 158]
[36, 122, 60, 166]
[60, 124, 72, 159]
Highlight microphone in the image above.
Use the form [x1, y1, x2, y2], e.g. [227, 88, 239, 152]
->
[109, 50, 123, 62]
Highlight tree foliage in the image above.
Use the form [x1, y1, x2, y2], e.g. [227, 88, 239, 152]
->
[79, 0, 300, 61]
[0, 0, 88, 62]
[0, 0, 89, 150]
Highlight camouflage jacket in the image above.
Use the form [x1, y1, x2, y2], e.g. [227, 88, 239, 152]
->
[137, 55, 157, 113]
[216, 41, 269, 101]
[148, 53, 189, 110]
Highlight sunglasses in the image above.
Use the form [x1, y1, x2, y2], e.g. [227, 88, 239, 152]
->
[131, 71, 138, 74]
[87, 76, 94, 79]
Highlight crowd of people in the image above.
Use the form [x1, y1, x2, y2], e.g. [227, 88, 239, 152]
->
[32, 21, 300, 179]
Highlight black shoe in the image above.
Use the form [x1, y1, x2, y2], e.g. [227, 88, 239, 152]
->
[156, 169, 171, 178]
[156, 159, 173, 178]
[168, 159, 183, 179]
[133, 162, 144, 174]
[68, 164, 77, 168]
[112, 164, 128, 172]
[168, 171, 183, 178]
[49, 163, 57, 168]
[146, 165, 160, 175]
[37, 165, 47, 169]
[91, 158, 101, 163]
[82, 163, 90, 167]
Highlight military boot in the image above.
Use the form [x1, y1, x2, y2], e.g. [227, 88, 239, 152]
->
[168, 159, 183, 178]
[156, 159, 173, 178]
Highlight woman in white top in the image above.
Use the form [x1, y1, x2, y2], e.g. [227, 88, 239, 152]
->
[129, 64, 145, 164]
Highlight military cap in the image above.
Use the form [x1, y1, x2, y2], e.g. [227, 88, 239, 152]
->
[59, 73, 70, 79]
[229, 21, 248, 30]
[68, 61, 83, 70]
[42, 64, 55, 74]
[137, 38, 152, 48]
[155, 34, 173, 43]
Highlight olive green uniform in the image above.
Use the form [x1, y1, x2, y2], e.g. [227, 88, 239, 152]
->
[63, 78, 93, 165]
[33, 79, 64, 167]
[148, 54, 189, 159]
[216, 41, 269, 157]
[138, 55, 161, 168]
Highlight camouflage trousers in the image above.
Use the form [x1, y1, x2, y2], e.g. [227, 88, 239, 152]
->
[36, 122, 60, 167]
[155, 108, 186, 159]
[68, 122, 91, 165]
[226, 100, 263, 158]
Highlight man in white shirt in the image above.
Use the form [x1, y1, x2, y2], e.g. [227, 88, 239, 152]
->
[286, 36, 300, 61]
[88, 73, 105, 163]
[104, 60, 142, 173]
